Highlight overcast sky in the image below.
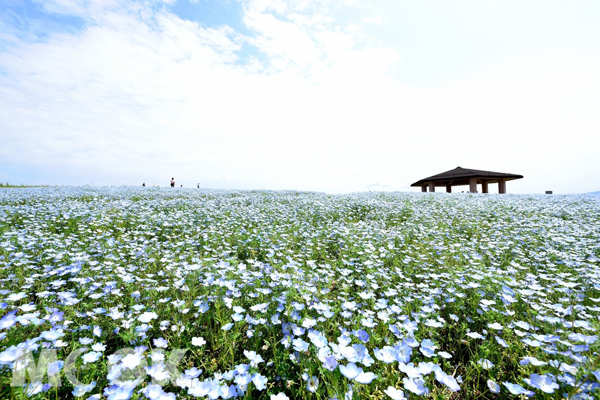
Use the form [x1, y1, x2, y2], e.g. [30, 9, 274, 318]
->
[1, 0, 599, 193]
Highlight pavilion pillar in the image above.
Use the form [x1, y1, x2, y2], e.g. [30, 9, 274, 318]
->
[481, 181, 488, 193]
[498, 179, 506, 194]
[428, 182, 435, 192]
[446, 183, 451, 193]
[421, 185, 426, 192]
[469, 178, 478, 193]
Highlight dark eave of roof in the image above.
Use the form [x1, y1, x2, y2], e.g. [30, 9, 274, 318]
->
[411, 167, 524, 187]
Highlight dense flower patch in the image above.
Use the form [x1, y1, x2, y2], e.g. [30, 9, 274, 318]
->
[0, 187, 599, 399]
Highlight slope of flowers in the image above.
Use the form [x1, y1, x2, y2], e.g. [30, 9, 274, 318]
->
[0, 187, 599, 399]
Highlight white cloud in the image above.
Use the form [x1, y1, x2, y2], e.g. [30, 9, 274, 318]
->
[0, 0, 599, 193]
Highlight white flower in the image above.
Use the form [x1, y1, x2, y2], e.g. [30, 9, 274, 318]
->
[138, 312, 158, 323]
[302, 318, 317, 329]
[91, 343, 106, 352]
[466, 332, 484, 339]
[41, 329, 65, 341]
[192, 337, 206, 347]
[82, 351, 102, 364]
[121, 352, 143, 370]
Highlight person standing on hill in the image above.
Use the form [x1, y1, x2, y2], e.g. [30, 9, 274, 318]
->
[170, 177, 175, 187]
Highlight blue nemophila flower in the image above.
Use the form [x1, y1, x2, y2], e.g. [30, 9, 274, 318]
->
[40, 328, 64, 341]
[488, 322, 503, 330]
[138, 312, 158, 323]
[271, 313, 281, 324]
[192, 337, 206, 347]
[308, 331, 328, 348]
[121, 352, 144, 370]
[521, 338, 542, 347]
[356, 329, 369, 343]
[524, 373, 559, 394]
[559, 363, 578, 375]
[92, 343, 106, 352]
[306, 375, 319, 392]
[361, 317, 377, 328]
[93, 325, 102, 337]
[355, 371, 377, 384]
[83, 351, 102, 364]
[140, 383, 165, 399]
[403, 377, 428, 396]
[487, 379, 500, 394]
[153, 338, 168, 348]
[72, 381, 96, 397]
[221, 323, 233, 331]
[384, 387, 405, 399]
[502, 382, 534, 397]
[339, 363, 363, 380]
[244, 350, 264, 367]
[419, 339, 437, 358]
[234, 372, 252, 387]
[185, 367, 202, 379]
[338, 334, 352, 347]
[79, 337, 94, 345]
[292, 324, 305, 336]
[47, 360, 64, 376]
[519, 356, 547, 366]
[568, 333, 597, 344]
[434, 368, 460, 392]
[323, 354, 338, 371]
[270, 393, 289, 400]
[477, 359, 494, 370]
[495, 336, 509, 348]
[232, 313, 244, 321]
[374, 346, 397, 364]
[6, 292, 27, 302]
[0, 310, 17, 330]
[292, 338, 309, 352]
[466, 332, 484, 339]
[146, 362, 169, 381]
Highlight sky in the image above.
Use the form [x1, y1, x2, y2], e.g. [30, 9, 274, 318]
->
[0, 0, 599, 194]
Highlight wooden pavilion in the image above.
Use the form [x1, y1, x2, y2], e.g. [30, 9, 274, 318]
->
[411, 167, 523, 193]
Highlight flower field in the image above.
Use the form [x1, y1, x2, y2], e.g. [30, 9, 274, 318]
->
[1, 187, 599, 399]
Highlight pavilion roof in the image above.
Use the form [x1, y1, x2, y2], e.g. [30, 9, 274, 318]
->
[411, 167, 523, 187]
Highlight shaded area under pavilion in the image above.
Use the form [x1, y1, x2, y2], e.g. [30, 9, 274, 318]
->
[411, 167, 524, 193]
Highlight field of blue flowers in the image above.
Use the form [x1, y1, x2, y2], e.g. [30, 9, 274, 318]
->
[1, 187, 599, 399]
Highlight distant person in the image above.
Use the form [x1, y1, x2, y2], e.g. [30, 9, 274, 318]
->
[197, 183, 200, 188]
[170, 178, 175, 187]
[142, 183, 146, 187]
[180, 185, 182, 187]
